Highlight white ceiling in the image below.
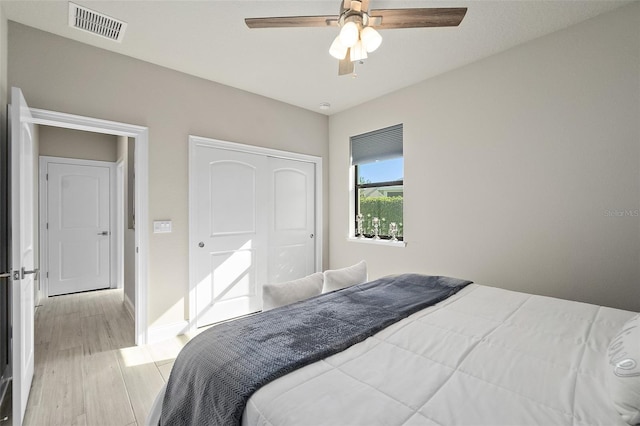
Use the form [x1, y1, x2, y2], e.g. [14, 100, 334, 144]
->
[2, 0, 633, 115]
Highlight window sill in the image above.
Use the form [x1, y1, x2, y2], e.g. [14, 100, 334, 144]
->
[347, 237, 406, 247]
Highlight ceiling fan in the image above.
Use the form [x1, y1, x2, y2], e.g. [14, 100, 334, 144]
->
[245, 0, 467, 76]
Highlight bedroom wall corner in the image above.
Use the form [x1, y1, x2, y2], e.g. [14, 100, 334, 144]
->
[328, 2, 640, 312]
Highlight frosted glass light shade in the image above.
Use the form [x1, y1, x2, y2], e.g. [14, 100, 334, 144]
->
[339, 21, 359, 48]
[329, 36, 348, 60]
[350, 40, 368, 62]
[361, 26, 382, 52]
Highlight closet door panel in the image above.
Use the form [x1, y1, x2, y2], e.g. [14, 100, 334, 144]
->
[267, 157, 316, 284]
[193, 146, 267, 327]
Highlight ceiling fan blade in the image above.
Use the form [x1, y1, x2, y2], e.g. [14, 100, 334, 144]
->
[245, 16, 339, 29]
[338, 51, 354, 76]
[369, 8, 467, 29]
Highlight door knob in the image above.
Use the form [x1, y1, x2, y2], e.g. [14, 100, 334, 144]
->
[198, 242, 205, 248]
[98, 231, 109, 236]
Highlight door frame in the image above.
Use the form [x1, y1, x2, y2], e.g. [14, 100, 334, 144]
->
[28, 108, 149, 345]
[38, 156, 117, 297]
[187, 135, 323, 333]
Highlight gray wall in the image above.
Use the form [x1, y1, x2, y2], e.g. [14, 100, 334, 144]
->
[329, 3, 640, 312]
[8, 22, 329, 330]
[39, 126, 117, 162]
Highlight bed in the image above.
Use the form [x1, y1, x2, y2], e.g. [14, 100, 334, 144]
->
[147, 274, 639, 426]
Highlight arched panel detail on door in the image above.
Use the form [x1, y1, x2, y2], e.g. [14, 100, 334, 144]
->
[209, 160, 257, 236]
[273, 168, 307, 232]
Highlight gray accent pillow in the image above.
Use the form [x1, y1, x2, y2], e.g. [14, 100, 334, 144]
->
[262, 272, 324, 311]
[606, 314, 640, 425]
[322, 261, 367, 293]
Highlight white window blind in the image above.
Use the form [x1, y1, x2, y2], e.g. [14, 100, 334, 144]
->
[351, 124, 403, 165]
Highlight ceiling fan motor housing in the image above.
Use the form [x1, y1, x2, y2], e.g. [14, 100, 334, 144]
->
[339, 1, 370, 29]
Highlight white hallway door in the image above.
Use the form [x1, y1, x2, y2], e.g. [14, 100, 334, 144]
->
[10, 87, 35, 426]
[192, 143, 317, 328]
[45, 160, 113, 296]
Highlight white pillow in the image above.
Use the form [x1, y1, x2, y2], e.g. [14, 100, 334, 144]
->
[606, 314, 640, 425]
[322, 261, 367, 293]
[262, 272, 324, 311]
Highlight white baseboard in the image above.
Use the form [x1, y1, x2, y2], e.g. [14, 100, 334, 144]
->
[123, 293, 135, 321]
[148, 320, 189, 344]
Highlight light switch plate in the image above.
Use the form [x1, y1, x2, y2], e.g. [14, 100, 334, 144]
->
[153, 220, 172, 233]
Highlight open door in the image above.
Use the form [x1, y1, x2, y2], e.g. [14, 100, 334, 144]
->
[9, 87, 36, 425]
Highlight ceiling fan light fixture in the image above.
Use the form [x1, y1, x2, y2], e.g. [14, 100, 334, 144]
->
[339, 21, 359, 47]
[329, 35, 348, 59]
[245, 2, 467, 76]
[350, 39, 368, 62]
[360, 26, 382, 52]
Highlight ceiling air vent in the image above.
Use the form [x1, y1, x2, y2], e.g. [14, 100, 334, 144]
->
[68, 2, 127, 42]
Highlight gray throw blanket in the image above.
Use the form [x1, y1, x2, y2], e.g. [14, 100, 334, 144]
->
[160, 273, 471, 426]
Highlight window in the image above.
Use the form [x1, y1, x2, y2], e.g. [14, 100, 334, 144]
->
[351, 124, 403, 241]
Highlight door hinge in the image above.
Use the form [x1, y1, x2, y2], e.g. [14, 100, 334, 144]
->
[46, 173, 48, 180]
[46, 272, 49, 279]
[136, 247, 139, 254]
[46, 223, 48, 230]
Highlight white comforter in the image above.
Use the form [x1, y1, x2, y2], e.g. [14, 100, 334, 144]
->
[242, 284, 634, 425]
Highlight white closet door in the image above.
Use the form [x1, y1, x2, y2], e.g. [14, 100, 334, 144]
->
[47, 162, 112, 296]
[267, 157, 316, 284]
[193, 147, 268, 327]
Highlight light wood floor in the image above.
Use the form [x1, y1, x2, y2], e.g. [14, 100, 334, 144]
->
[25, 289, 190, 426]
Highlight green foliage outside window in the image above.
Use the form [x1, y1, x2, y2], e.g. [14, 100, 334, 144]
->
[358, 195, 403, 237]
